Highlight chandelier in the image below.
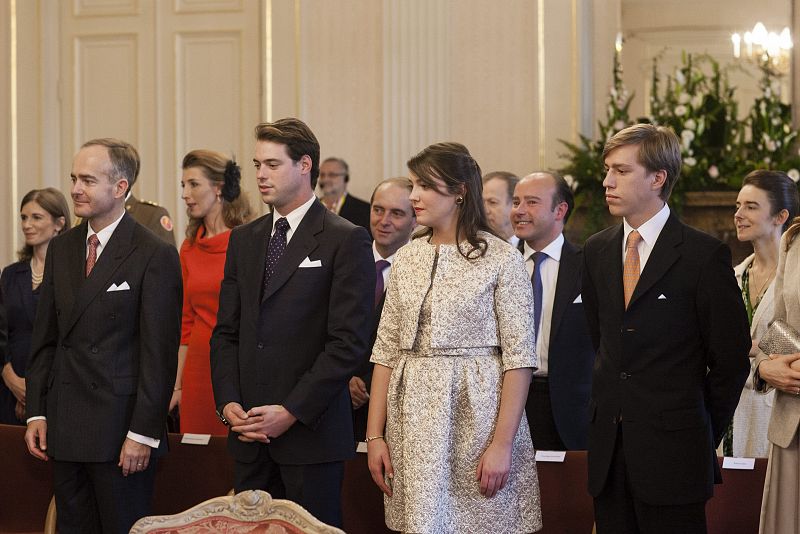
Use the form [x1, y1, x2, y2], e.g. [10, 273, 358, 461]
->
[731, 23, 793, 73]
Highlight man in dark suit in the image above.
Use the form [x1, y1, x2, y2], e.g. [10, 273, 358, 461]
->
[582, 124, 751, 533]
[349, 177, 416, 442]
[511, 171, 594, 451]
[318, 157, 371, 233]
[24, 138, 182, 533]
[210, 118, 374, 527]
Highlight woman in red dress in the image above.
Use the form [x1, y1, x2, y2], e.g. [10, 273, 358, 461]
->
[172, 149, 252, 434]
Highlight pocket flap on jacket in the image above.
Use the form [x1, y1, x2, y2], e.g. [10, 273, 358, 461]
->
[112, 376, 137, 395]
[660, 407, 706, 430]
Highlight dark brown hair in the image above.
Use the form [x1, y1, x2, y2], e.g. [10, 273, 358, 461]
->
[17, 188, 72, 262]
[741, 170, 799, 235]
[81, 138, 140, 190]
[255, 118, 320, 188]
[407, 142, 495, 259]
[482, 171, 519, 201]
[182, 149, 253, 242]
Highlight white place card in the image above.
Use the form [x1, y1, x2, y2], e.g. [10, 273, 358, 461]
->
[356, 441, 368, 454]
[181, 433, 211, 446]
[535, 450, 567, 463]
[722, 457, 755, 470]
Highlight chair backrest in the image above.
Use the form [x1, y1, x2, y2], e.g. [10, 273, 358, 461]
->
[130, 490, 346, 534]
[0, 423, 54, 532]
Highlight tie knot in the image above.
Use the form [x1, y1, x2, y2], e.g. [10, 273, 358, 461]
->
[531, 251, 547, 266]
[626, 230, 642, 250]
[375, 259, 390, 273]
[274, 217, 290, 234]
[88, 234, 100, 247]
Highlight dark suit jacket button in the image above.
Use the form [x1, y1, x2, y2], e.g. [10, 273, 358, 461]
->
[257, 342, 264, 349]
[620, 372, 629, 380]
[61, 344, 69, 350]
[91, 346, 98, 354]
[110, 314, 116, 319]
[90, 382, 98, 390]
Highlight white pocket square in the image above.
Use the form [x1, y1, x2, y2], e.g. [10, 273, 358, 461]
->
[657, 293, 667, 300]
[298, 257, 322, 268]
[107, 281, 131, 292]
[572, 294, 582, 304]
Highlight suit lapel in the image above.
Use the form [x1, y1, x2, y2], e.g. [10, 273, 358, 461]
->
[249, 213, 273, 312]
[261, 201, 323, 303]
[549, 240, 580, 346]
[628, 214, 682, 309]
[64, 215, 137, 335]
[599, 225, 626, 314]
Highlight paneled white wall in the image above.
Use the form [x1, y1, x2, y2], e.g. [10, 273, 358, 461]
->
[6, 0, 787, 267]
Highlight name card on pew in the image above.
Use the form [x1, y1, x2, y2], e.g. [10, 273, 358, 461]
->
[535, 450, 567, 463]
[356, 441, 368, 454]
[181, 433, 211, 446]
[722, 457, 755, 470]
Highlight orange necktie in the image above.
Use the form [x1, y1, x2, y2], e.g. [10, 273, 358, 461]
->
[623, 230, 642, 309]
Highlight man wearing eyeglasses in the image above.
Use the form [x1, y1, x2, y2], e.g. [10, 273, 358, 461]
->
[317, 157, 371, 234]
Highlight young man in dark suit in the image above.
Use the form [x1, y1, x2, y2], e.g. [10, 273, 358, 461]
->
[24, 138, 182, 533]
[511, 171, 595, 451]
[582, 124, 751, 533]
[317, 157, 372, 233]
[349, 177, 416, 442]
[210, 118, 374, 527]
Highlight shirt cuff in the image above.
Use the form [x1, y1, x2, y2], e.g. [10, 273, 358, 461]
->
[26, 416, 46, 424]
[127, 431, 160, 448]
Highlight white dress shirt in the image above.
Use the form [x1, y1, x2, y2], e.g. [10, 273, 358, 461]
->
[509, 235, 520, 249]
[273, 194, 316, 242]
[522, 233, 564, 377]
[622, 203, 670, 273]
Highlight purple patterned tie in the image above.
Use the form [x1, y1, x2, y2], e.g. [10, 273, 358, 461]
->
[263, 218, 290, 294]
[374, 260, 390, 308]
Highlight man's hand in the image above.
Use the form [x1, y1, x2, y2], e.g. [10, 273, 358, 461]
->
[2, 363, 25, 404]
[758, 352, 800, 394]
[349, 376, 369, 409]
[24, 420, 48, 461]
[231, 405, 297, 443]
[118, 438, 152, 477]
[223, 402, 255, 442]
[14, 400, 24, 422]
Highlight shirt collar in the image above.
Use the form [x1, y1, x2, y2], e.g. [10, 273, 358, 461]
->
[623, 203, 670, 247]
[372, 241, 397, 264]
[272, 194, 316, 234]
[87, 210, 126, 248]
[522, 233, 564, 262]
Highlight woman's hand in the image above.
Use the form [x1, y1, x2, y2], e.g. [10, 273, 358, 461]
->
[2, 363, 25, 404]
[367, 438, 394, 497]
[169, 389, 182, 411]
[476, 440, 512, 498]
[758, 353, 800, 394]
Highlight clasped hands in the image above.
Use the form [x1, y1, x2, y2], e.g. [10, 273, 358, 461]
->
[223, 402, 296, 443]
[758, 352, 800, 395]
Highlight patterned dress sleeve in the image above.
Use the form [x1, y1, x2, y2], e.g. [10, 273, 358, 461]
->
[371, 249, 404, 368]
[494, 247, 537, 372]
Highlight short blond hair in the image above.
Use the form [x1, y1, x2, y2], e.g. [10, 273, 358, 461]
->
[602, 124, 681, 201]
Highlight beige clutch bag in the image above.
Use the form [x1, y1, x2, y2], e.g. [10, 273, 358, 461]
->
[759, 319, 800, 355]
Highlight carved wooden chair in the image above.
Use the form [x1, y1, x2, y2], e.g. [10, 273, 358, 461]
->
[129, 490, 345, 534]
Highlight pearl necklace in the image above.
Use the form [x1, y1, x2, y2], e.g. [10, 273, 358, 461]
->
[30, 262, 43, 286]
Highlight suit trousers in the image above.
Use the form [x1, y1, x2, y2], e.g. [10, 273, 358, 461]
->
[234, 443, 345, 528]
[594, 426, 707, 534]
[526, 377, 566, 451]
[53, 458, 157, 534]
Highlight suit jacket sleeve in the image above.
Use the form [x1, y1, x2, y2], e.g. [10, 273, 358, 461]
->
[129, 243, 182, 438]
[699, 242, 752, 445]
[210, 229, 244, 410]
[25, 240, 60, 418]
[581, 239, 602, 353]
[0, 268, 8, 365]
[282, 225, 374, 427]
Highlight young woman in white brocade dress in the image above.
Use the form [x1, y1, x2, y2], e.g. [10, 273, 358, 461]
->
[366, 142, 542, 534]
[718, 170, 797, 458]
